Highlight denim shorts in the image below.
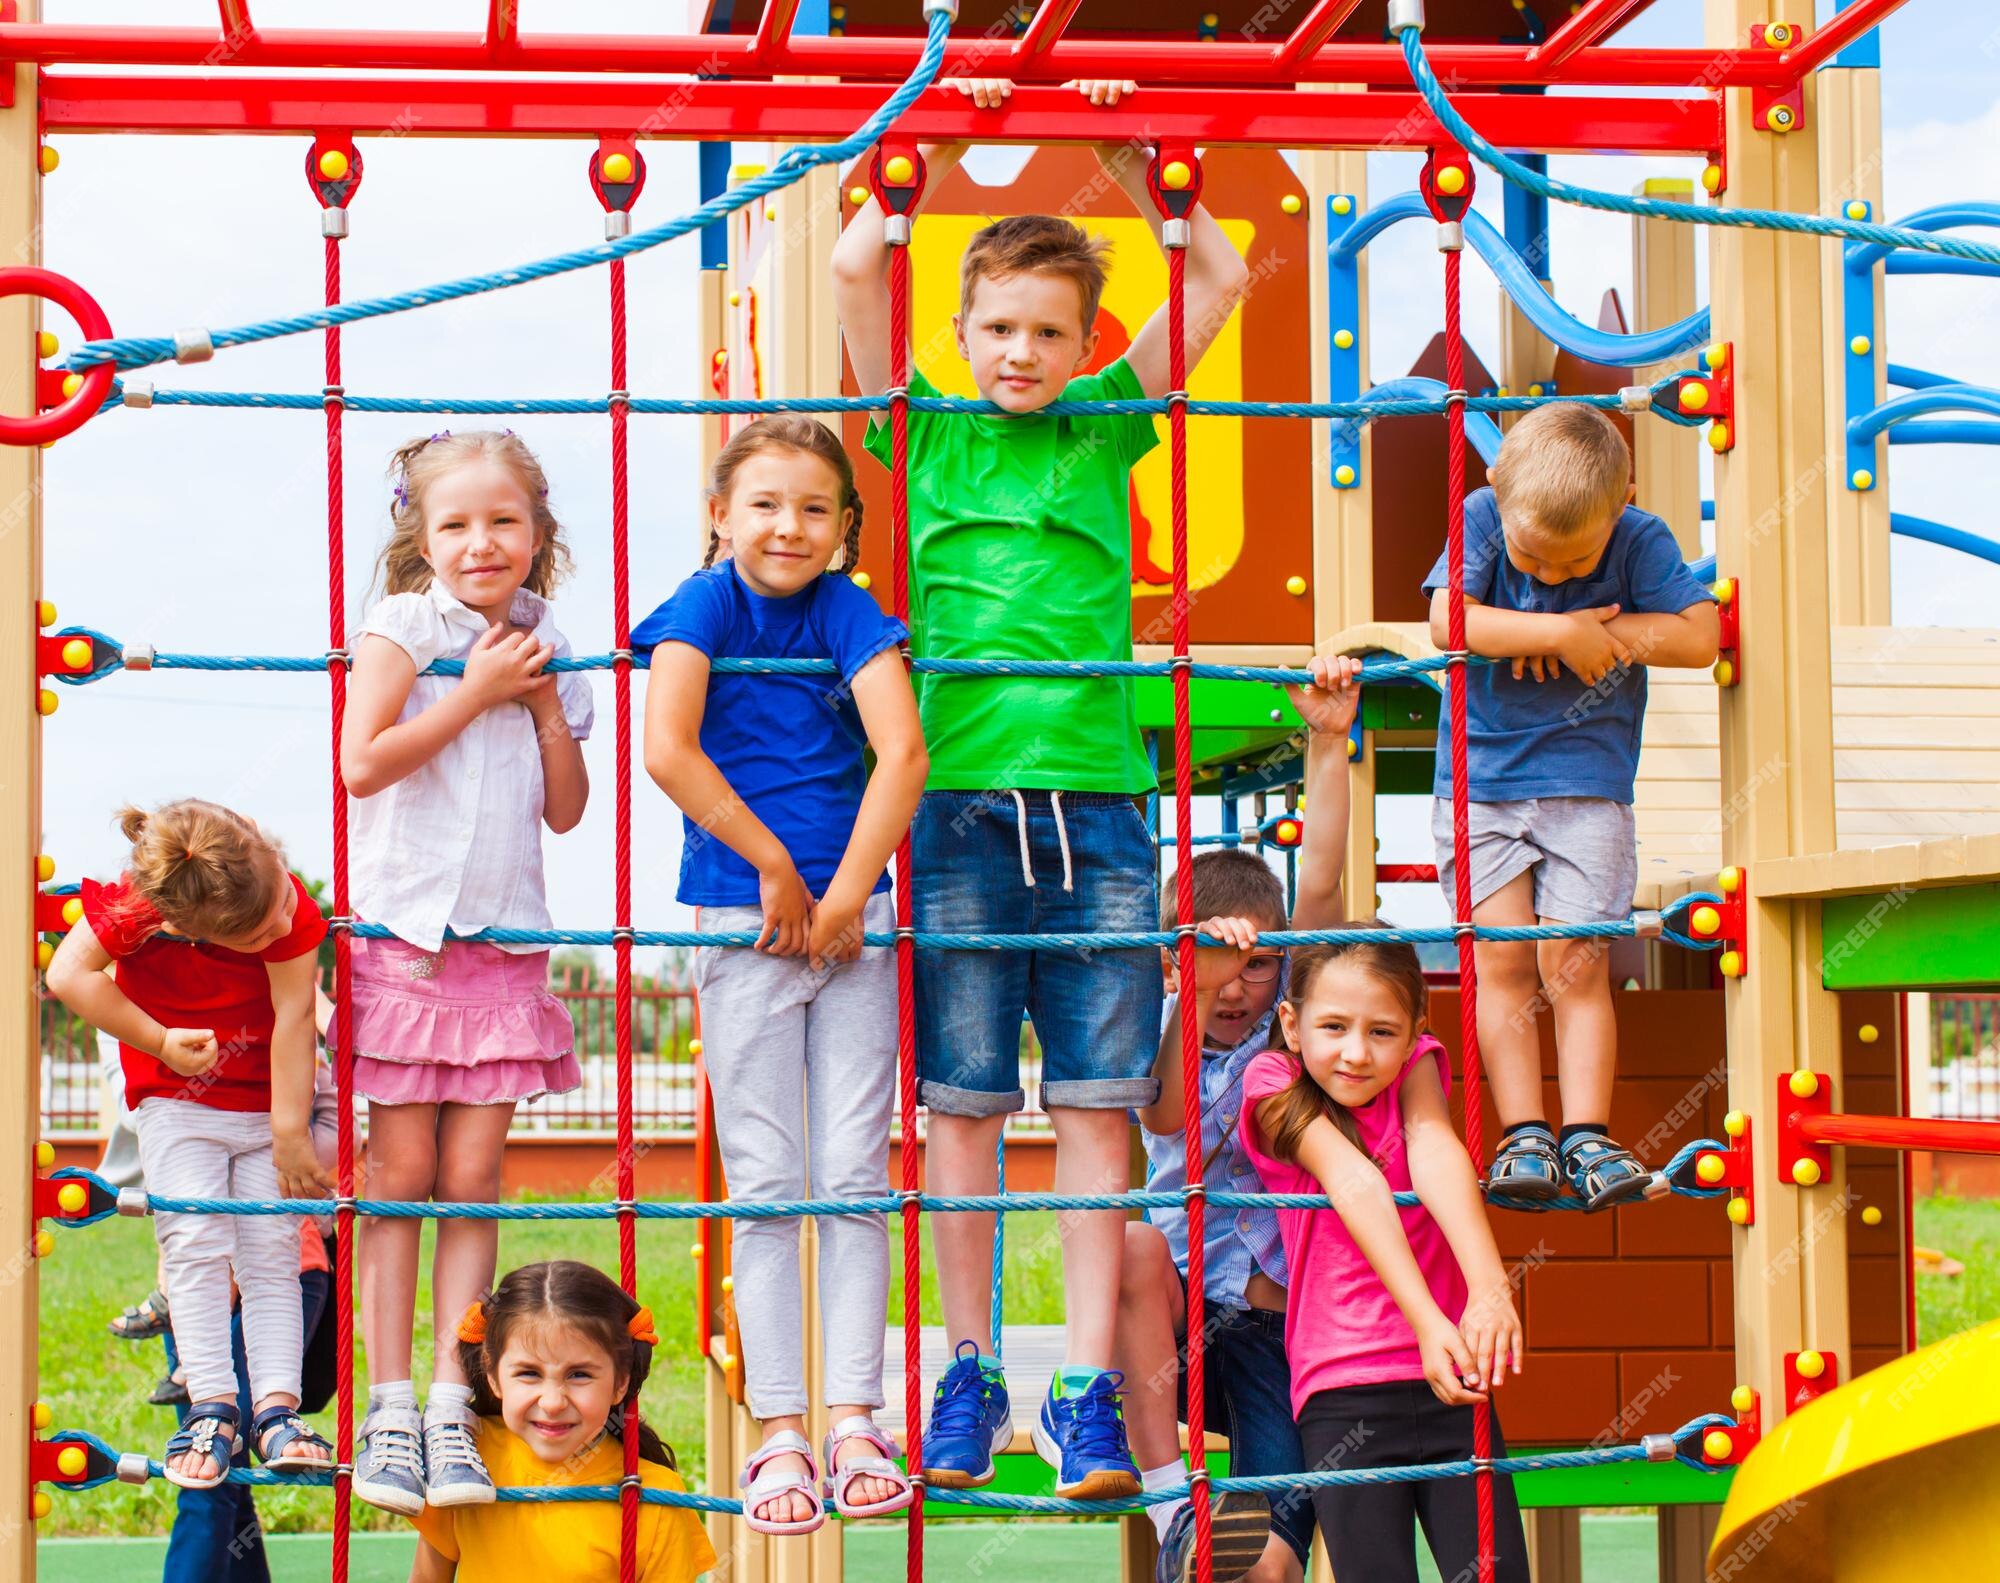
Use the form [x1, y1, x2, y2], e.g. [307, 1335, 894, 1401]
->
[1174, 1279, 1315, 1566]
[913, 789, 1163, 1115]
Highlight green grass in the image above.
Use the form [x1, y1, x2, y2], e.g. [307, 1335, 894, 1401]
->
[36, 1195, 1999, 1545]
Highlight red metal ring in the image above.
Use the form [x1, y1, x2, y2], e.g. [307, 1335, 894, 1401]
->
[0, 268, 115, 447]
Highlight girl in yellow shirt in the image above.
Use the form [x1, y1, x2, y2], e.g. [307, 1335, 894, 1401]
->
[410, 1260, 717, 1582]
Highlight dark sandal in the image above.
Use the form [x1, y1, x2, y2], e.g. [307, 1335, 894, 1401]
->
[1560, 1133, 1654, 1212]
[1485, 1123, 1564, 1203]
[148, 1371, 191, 1409]
[253, 1404, 334, 1472]
[109, 1288, 171, 1342]
[163, 1401, 240, 1490]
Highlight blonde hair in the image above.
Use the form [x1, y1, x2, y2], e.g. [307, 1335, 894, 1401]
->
[1488, 402, 1631, 539]
[960, 214, 1111, 335]
[376, 430, 573, 598]
[112, 800, 288, 943]
[1258, 932, 1429, 1167]
[703, 416, 864, 575]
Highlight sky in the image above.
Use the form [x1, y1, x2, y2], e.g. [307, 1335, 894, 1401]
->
[33, 0, 2000, 957]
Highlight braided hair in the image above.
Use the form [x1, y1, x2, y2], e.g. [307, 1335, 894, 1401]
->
[702, 415, 865, 578]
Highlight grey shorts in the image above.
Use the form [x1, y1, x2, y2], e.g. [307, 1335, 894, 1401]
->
[1431, 796, 1637, 924]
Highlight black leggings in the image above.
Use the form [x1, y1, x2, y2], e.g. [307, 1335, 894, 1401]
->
[1296, 1381, 1530, 1583]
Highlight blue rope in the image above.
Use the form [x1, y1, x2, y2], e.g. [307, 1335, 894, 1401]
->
[1397, 28, 2000, 270]
[48, 1141, 1727, 1224]
[50, 1415, 1734, 1506]
[64, 13, 953, 375]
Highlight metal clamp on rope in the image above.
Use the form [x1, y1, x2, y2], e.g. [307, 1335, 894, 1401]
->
[620, 1472, 644, 1492]
[607, 389, 631, 410]
[1173, 922, 1201, 942]
[1442, 388, 1468, 408]
[611, 927, 636, 949]
[1169, 653, 1194, 672]
[1641, 1433, 1675, 1462]
[1469, 1456, 1494, 1472]
[1185, 1464, 1211, 1485]
[335, 1195, 359, 1215]
[121, 380, 153, 409]
[1442, 647, 1471, 668]
[922, 0, 960, 17]
[173, 329, 215, 365]
[606, 212, 632, 241]
[1161, 218, 1192, 250]
[894, 924, 916, 944]
[325, 648, 352, 671]
[1436, 221, 1464, 253]
[615, 1198, 637, 1216]
[883, 213, 913, 247]
[121, 642, 154, 671]
[897, 1188, 923, 1210]
[322, 384, 345, 410]
[1451, 921, 1477, 940]
[1164, 388, 1189, 409]
[1618, 385, 1654, 414]
[117, 1451, 153, 1485]
[323, 206, 350, 241]
[116, 1187, 150, 1217]
[610, 647, 633, 667]
[1387, 0, 1426, 33]
[1632, 910, 1664, 939]
[883, 384, 909, 403]
[327, 914, 354, 935]
[1642, 1171, 1674, 1201]
[1181, 1181, 1206, 1204]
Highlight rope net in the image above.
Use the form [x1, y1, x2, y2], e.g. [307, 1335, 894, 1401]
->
[29, 14, 1776, 1583]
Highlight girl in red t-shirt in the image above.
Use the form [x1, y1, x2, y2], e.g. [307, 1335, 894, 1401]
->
[47, 800, 334, 1490]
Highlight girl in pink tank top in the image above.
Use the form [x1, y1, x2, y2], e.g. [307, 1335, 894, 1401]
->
[1240, 934, 1531, 1583]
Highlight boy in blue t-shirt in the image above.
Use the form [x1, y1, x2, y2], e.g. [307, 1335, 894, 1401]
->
[1422, 402, 1718, 1211]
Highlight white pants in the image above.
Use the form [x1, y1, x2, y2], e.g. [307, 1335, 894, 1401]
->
[694, 892, 896, 1420]
[135, 1099, 303, 1408]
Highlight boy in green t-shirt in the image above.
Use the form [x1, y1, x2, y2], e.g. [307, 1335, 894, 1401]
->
[832, 104, 1248, 1501]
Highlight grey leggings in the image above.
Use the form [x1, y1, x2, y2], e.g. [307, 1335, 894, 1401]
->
[695, 892, 896, 1420]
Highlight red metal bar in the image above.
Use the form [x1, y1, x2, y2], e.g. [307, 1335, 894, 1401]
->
[753, 0, 803, 65]
[0, 21, 1795, 87]
[216, 1, 256, 43]
[1009, 0, 1081, 64]
[1377, 863, 1438, 884]
[1526, 0, 1659, 70]
[36, 75, 1722, 155]
[1777, 0, 1915, 75]
[1799, 1111, 2000, 1157]
[1270, 0, 1366, 74]
[482, 0, 515, 56]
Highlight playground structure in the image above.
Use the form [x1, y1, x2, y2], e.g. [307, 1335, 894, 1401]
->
[8, 4, 2000, 1583]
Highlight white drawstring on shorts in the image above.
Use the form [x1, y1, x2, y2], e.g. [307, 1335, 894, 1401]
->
[1007, 790, 1076, 893]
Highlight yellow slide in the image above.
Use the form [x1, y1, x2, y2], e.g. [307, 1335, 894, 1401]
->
[1709, 1318, 2000, 1579]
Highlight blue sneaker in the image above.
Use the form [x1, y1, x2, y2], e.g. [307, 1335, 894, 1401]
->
[922, 1341, 1013, 1489]
[1154, 1492, 1275, 1583]
[1032, 1368, 1140, 1500]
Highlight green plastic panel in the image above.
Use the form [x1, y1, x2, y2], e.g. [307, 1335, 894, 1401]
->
[1821, 882, 2000, 990]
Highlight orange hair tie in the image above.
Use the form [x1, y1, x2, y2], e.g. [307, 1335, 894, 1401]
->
[628, 1306, 658, 1347]
[455, 1302, 489, 1345]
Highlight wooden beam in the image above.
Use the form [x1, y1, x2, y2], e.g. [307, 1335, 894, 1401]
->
[1708, 0, 1845, 1432]
[1631, 178, 1703, 557]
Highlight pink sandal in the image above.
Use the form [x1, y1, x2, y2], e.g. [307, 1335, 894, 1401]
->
[822, 1416, 916, 1518]
[741, 1430, 825, 1536]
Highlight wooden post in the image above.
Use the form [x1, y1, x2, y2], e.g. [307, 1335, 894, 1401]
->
[1631, 179, 1703, 559]
[1303, 131, 1375, 907]
[2, 6, 44, 1578]
[1707, 0, 1848, 1426]
[1818, 61, 1892, 624]
[1527, 1508, 1583, 1583]
[1499, 287, 1553, 432]
[1657, 1503, 1723, 1582]
[697, 263, 727, 520]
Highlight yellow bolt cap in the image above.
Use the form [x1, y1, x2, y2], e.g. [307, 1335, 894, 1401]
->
[1702, 164, 1723, 194]
[61, 897, 83, 927]
[1696, 1153, 1726, 1185]
[883, 154, 914, 185]
[1858, 1023, 1879, 1044]
[37, 600, 56, 627]
[1713, 658, 1735, 687]
[763, 206, 776, 221]
[1791, 1157, 1822, 1187]
[1679, 381, 1710, 412]
[32, 1491, 52, 1521]
[1333, 329, 1354, 350]
[1795, 1349, 1824, 1379]
[1347, 739, 1359, 759]
[40, 145, 59, 175]
[1331, 196, 1352, 216]
[689, 1037, 704, 1056]
[1768, 22, 1792, 44]
[36, 940, 55, 970]
[1708, 421, 1731, 453]
[38, 688, 59, 717]
[1528, 383, 1544, 397]
[848, 185, 869, 206]
[1334, 464, 1356, 487]
[1719, 949, 1743, 978]
[1280, 194, 1302, 215]
[727, 291, 740, 306]
[36, 1139, 55, 1168]
[852, 572, 872, 591]
[1788, 1069, 1820, 1098]
[60, 373, 82, 400]
[1285, 575, 1307, 597]
[689, 1242, 704, 1257]
[1718, 866, 1741, 894]
[1691, 905, 1721, 936]
[1703, 1430, 1733, 1461]
[1861, 1205, 1883, 1226]
[33, 1230, 54, 1258]
[1705, 342, 1729, 370]
[720, 1275, 734, 1293]
[723, 1354, 738, 1371]
[37, 331, 58, 359]
[57, 1182, 87, 1214]
[1162, 160, 1192, 191]
[1714, 577, 1735, 605]
[1724, 1109, 1748, 1138]
[1851, 469, 1873, 490]
[1727, 1196, 1750, 1225]
[61, 638, 92, 671]
[1434, 165, 1466, 196]
[1845, 200, 1867, 221]
[32, 1401, 52, 1431]
[1730, 1384, 1756, 1415]
[38, 853, 55, 882]
[56, 1445, 87, 1477]
[1850, 335, 1871, 356]
[318, 148, 351, 181]
[601, 152, 634, 184]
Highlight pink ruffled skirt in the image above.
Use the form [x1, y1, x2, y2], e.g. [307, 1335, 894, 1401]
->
[336, 933, 579, 1107]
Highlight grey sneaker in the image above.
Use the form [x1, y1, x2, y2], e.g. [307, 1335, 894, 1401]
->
[423, 1400, 495, 1508]
[352, 1405, 427, 1517]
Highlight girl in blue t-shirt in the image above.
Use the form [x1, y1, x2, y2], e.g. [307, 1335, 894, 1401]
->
[637, 415, 927, 1537]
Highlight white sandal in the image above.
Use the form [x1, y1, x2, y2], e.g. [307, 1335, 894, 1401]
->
[741, 1429, 825, 1536]
[822, 1415, 916, 1518]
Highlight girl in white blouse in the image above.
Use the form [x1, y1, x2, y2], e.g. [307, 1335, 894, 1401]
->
[337, 430, 592, 1516]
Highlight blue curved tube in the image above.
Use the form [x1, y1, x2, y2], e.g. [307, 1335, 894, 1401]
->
[1885, 255, 2000, 280]
[1849, 383, 2000, 445]
[1887, 364, 1958, 391]
[1846, 202, 2000, 275]
[1886, 420, 2000, 445]
[1363, 377, 1504, 463]
[1690, 511, 2000, 577]
[1331, 192, 1711, 367]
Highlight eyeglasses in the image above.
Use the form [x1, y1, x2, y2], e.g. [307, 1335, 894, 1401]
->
[1238, 953, 1284, 985]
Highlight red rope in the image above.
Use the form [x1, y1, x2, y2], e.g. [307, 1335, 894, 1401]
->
[609, 253, 640, 1582]
[887, 236, 925, 1581]
[324, 228, 355, 1583]
[1441, 235, 1498, 1583]
[1167, 239, 1214, 1583]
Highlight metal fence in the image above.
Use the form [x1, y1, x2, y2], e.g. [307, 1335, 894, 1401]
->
[39, 965, 1054, 1140]
[1932, 995, 2000, 1122]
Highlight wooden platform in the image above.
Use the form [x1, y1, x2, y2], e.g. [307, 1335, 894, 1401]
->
[1336, 623, 2000, 907]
